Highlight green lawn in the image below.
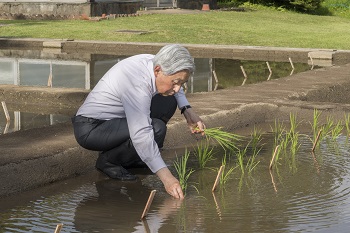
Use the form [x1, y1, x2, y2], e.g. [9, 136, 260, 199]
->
[1, 7, 349, 50]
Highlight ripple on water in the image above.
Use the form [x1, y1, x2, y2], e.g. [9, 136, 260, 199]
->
[1, 135, 350, 232]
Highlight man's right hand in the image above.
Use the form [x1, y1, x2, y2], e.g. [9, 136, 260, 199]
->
[156, 167, 184, 199]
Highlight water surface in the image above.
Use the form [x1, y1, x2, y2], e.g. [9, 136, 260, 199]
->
[1, 133, 349, 232]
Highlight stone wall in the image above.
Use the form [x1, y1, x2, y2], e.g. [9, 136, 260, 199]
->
[177, 0, 217, 10]
[0, 0, 143, 20]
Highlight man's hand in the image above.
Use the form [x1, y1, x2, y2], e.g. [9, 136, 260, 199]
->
[156, 167, 184, 199]
[183, 108, 206, 135]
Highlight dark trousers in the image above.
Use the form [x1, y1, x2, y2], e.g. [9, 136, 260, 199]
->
[72, 94, 177, 168]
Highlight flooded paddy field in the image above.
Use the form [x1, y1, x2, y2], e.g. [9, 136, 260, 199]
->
[1, 130, 350, 232]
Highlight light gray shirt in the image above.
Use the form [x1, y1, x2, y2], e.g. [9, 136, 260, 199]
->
[76, 54, 189, 173]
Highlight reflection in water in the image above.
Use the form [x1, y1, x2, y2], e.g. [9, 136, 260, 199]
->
[0, 50, 317, 135]
[0, 110, 70, 135]
[1, 135, 350, 232]
[0, 50, 316, 93]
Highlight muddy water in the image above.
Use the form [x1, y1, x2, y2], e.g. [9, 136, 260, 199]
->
[0, 133, 350, 232]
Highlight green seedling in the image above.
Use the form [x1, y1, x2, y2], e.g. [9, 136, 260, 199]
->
[236, 145, 248, 174]
[322, 116, 335, 138]
[202, 127, 242, 152]
[345, 114, 350, 137]
[311, 109, 322, 140]
[174, 149, 195, 193]
[220, 155, 238, 186]
[289, 131, 300, 156]
[289, 113, 299, 137]
[330, 120, 343, 141]
[194, 141, 216, 169]
[250, 126, 263, 157]
[271, 119, 286, 147]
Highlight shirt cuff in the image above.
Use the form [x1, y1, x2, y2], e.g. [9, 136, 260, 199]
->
[174, 88, 190, 109]
[146, 156, 167, 173]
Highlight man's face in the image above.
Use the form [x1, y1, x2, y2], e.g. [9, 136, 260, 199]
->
[154, 66, 190, 96]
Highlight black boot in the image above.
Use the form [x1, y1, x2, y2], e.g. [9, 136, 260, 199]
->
[96, 153, 137, 181]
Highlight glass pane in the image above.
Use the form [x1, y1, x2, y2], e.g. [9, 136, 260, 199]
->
[0, 61, 15, 84]
[52, 64, 85, 88]
[19, 62, 50, 86]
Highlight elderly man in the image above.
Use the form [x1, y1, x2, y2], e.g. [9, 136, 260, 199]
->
[72, 44, 205, 199]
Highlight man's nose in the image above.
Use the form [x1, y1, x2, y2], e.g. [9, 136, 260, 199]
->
[173, 85, 181, 93]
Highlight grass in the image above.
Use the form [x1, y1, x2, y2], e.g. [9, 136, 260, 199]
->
[1, 6, 350, 50]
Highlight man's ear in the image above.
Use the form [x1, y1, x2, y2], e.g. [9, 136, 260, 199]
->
[154, 65, 161, 74]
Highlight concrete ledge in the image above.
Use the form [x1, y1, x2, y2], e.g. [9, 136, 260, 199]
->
[1, 38, 350, 62]
[43, 40, 64, 48]
[1, 147, 96, 197]
[309, 50, 337, 60]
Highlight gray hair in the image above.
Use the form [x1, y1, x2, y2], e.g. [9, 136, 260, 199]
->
[153, 44, 195, 76]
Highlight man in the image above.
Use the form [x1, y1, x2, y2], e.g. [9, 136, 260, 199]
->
[72, 44, 205, 199]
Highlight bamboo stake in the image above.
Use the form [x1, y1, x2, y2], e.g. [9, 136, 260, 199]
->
[212, 192, 222, 220]
[54, 224, 63, 233]
[312, 129, 323, 152]
[289, 57, 295, 76]
[310, 152, 320, 174]
[141, 219, 151, 233]
[141, 190, 156, 220]
[240, 66, 248, 86]
[212, 70, 219, 91]
[269, 145, 280, 170]
[3, 122, 10, 134]
[212, 165, 225, 192]
[47, 73, 53, 87]
[309, 55, 314, 70]
[213, 70, 219, 84]
[1, 101, 10, 122]
[269, 170, 277, 193]
[266, 61, 272, 81]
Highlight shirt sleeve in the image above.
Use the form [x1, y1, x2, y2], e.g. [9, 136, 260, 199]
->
[174, 87, 190, 109]
[120, 79, 167, 173]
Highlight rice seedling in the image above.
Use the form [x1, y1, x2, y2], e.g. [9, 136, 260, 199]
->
[202, 127, 242, 152]
[289, 113, 299, 137]
[236, 145, 248, 173]
[289, 131, 300, 156]
[219, 154, 238, 186]
[330, 120, 343, 141]
[322, 116, 335, 138]
[250, 126, 263, 157]
[311, 109, 322, 140]
[279, 135, 289, 156]
[271, 119, 286, 147]
[286, 113, 300, 155]
[173, 149, 195, 193]
[193, 141, 216, 169]
[345, 114, 350, 137]
[246, 154, 260, 174]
